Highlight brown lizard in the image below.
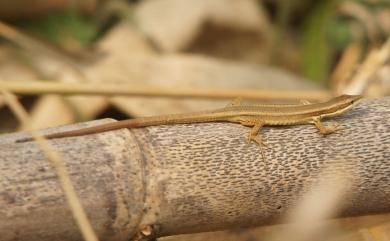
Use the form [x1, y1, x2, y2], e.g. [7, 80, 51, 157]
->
[16, 95, 362, 145]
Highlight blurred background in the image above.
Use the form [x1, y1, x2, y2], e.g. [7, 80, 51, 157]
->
[0, 0, 389, 240]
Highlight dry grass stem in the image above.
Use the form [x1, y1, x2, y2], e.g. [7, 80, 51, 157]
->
[0, 21, 84, 76]
[330, 42, 363, 93]
[0, 81, 331, 101]
[0, 88, 99, 241]
[0, 21, 62, 58]
[345, 38, 390, 95]
[339, 1, 379, 43]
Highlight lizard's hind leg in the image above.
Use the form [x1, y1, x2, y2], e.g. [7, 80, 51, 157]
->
[239, 120, 268, 161]
[248, 121, 268, 162]
[247, 122, 267, 147]
[238, 119, 266, 146]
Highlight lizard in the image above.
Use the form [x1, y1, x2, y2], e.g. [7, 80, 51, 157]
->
[16, 94, 362, 146]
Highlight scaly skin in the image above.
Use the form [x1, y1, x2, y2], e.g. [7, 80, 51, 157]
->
[16, 95, 362, 144]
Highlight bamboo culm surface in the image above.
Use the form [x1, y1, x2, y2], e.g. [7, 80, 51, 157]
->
[0, 97, 389, 241]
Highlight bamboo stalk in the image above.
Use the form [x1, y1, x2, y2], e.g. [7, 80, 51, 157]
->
[1, 97, 389, 241]
[0, 88, 99, 241]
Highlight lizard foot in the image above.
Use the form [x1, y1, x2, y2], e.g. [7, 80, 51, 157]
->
[319, 123, 342, 135]
[312, 117, 342, 136]
[247, 135, 268, 148]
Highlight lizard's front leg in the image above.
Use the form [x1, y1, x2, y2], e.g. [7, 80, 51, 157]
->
[311, 117, 340, 135]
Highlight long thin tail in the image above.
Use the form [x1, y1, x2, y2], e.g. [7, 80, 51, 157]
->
[15, 110, 225, 143]
[15, 119, 138, 143]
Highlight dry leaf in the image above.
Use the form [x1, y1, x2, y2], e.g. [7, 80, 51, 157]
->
[135, 0, 269, 52]
[0, 46, 38, 108]
[27, 95, 74, 129]
[0, 21, 108, 128]
[83, 23, 319, 117]
[94, 54, 319, 116]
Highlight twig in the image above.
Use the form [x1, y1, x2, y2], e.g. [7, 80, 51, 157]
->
[0, 88, 99, 241]
[0, 21, 85, 78]
[0, 81, 331, 101]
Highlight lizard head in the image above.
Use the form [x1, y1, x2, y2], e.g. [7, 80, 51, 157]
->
[322, 94, 363, 117]
[335, 94, 363, 107]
